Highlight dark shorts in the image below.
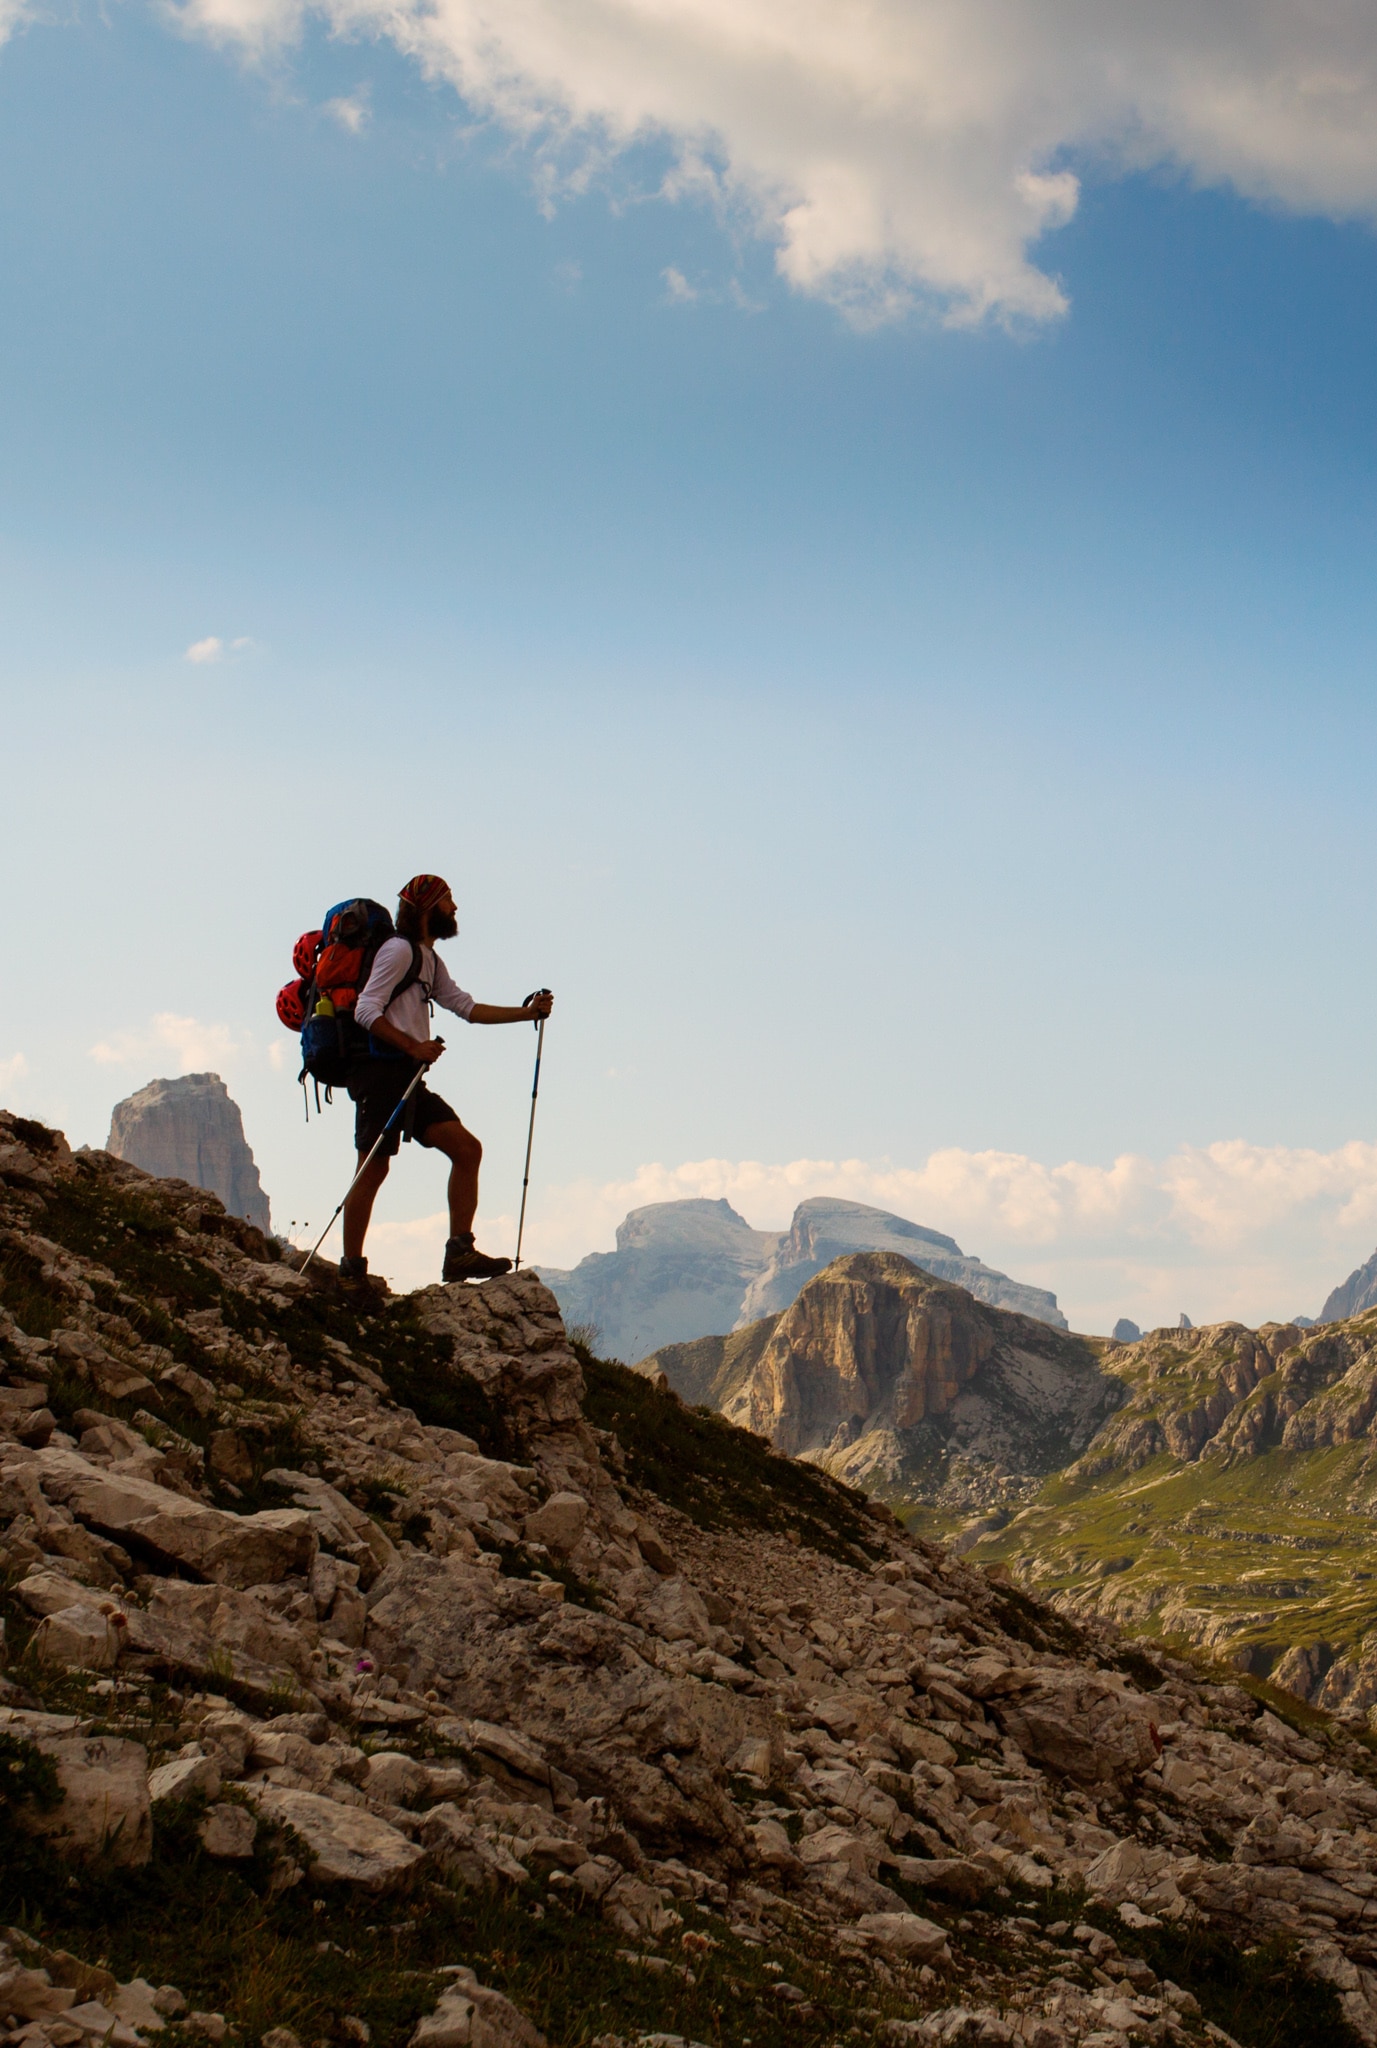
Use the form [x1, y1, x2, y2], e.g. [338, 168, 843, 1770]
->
[347, 1060, 458, 1160]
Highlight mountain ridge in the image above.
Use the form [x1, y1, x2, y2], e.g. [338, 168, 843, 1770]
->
[539, 1194, 1065, 1362]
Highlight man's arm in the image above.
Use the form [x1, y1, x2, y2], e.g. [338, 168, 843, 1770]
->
[470, 993, 554, 1026]
[368, 1016, 446, 1062]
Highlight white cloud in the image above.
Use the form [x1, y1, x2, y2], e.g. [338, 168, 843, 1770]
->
[0, 0, 31, 47]
[325, 93, 369, 133]
[185, 635, 255, 664]
[502, 1138, 1377, 1337]
[0, 1052, 28, 1096]
[170, 0, 1377, 323]
[662, 266, 698, 304]
[89, 1013, 246, 1073]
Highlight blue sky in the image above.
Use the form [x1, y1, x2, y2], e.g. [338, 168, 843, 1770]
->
[6, 0, 1377, 1332]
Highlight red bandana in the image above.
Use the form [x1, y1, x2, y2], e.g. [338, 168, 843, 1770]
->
[399, 873, 449, 913]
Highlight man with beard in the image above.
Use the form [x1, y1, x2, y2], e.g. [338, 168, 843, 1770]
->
[341, 873, 554, 1286]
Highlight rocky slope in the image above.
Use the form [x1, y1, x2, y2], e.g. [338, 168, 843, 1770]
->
[642, 1254, 1120, 1523]
[107, 1076, 271, 1234]
[4, 1108, 1377, 2048]
[540, 1199, 1065, 1363]
[967, 1314, 1377, 1717]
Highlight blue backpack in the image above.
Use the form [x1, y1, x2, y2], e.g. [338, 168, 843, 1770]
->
[292, 898, 421, 1090]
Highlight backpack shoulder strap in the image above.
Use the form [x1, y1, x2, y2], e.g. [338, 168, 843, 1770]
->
[392, 941, 424, 1003]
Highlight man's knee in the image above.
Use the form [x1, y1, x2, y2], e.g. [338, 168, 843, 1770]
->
[358, 1151, 391, 1182]
[431, 1121, 480, 1167]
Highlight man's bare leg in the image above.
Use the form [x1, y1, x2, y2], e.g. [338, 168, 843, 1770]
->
[424, 1120, 511, 1280]
[342, 1153, 390, 1261]
[422, 1119, 483, 1238]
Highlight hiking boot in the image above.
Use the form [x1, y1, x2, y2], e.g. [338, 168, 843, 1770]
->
[442, 1235, 513, 1284]
[338, 1254, 369, 1289]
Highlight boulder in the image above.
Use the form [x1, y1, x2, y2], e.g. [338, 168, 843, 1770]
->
[411, 1968, 545, 2048]
[30, 1603, 124, 1672]
[264, 1469, 397, 1585]
[24, 1734, 152, 1867]
[990, 1671, 1159, 1788]
[641, 1577, 713, 1648]
[30, 1449, 315, 1588]
[198, 1802, 258, 1859]
[148, 1754, 222, 1804]
[854, 1912, 952, 1964]
[246, 1786, 426, 1888]
[120, 1588, 314, 1710]
[417, 1804, 530, 1887]
[363, 1752, 429, 1806]
[16, 1567, 100, 1618]
[522, 1492, 588, 1555]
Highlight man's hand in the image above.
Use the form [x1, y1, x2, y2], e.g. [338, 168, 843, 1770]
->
[469, 995, 554, 1025]
[417, 1036, 447, 1064]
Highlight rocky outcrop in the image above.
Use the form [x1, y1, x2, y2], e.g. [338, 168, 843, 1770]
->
[1322, 1248, 1377, 1323]
[647, 1252, 1121, 1518]
[106, 1073, 270, 1233]
[539, 1194, 1065, 1361]
[5, 1106, 1377, 2047]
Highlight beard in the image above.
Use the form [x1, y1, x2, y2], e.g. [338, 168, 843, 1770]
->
[428, 908, 458, 941]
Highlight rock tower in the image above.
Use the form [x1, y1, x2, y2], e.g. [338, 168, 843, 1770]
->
[106, 1071, 271, 1232]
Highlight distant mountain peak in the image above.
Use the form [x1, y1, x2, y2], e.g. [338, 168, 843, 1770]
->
[538, 1192, 1064, 1362]
[106, 1072, 271, 1234]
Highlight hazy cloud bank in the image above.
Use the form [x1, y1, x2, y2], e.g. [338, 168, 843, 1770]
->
[166, 0, 1377, 322]
[362, 1137, 1377, 1335]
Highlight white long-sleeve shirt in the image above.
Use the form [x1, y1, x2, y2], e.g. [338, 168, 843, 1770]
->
[355, 938, 475, 1045]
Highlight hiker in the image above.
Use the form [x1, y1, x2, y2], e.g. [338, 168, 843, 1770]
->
[339, 873, 554, 1286]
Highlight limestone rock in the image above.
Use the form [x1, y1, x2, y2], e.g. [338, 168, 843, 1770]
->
[31, 1602, 124, 1671]
[30, 1448, 315, 1587]
[245, 1786, 426, 1888]
[411, 1968, 545, 2048]
[990, 1670, 1159, 1789]
[198, 1802, 258, 1858]
[854, 1911, 952, 1963]
[23, 1733, 153, 1867]
[522, 1490, 588, 1554]
[148, 1754, 222, 1804]
[106, 1073, 271, 1233]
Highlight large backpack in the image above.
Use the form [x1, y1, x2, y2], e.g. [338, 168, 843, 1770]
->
[276, 898, 422, 1092]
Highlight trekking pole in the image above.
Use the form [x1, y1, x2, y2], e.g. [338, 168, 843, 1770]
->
[300, 1063, 428, 1274]
[514, 992, 551, 1271]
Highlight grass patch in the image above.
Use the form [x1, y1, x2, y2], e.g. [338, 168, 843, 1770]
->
[489, 1541, 604, 1612]
[576, 1350, 887, 1567]
[0, 1798, 915, 2048]
[1041, 1891, 1365, 2048]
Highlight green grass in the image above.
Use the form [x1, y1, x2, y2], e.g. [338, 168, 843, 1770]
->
[1006, 1884, 1365, 2048]
[973, 1438, 1377, 1676]
[0, 1788, 925, 2048]
[576, 1349, 889, 1566]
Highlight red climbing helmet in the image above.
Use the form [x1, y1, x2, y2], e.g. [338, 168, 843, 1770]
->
[277, 978, 309, 1030]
